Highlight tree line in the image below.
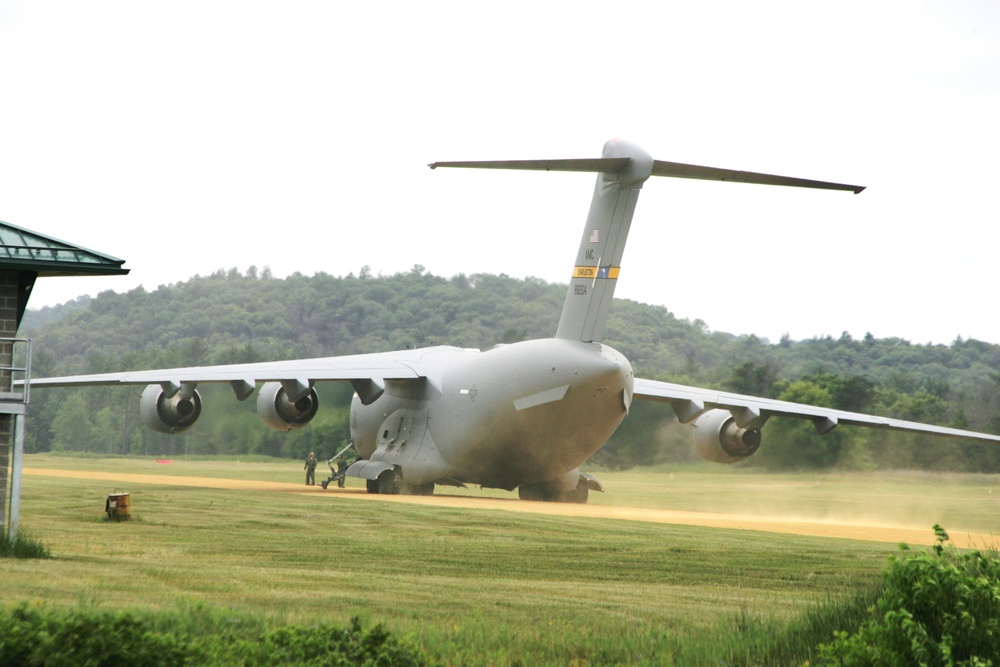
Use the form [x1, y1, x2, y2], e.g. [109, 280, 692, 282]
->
[19, 266, 1000, 472]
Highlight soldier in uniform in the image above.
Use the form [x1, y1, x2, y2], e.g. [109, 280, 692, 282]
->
[304, 452, 318, 485]
[336, 454, 348, 487]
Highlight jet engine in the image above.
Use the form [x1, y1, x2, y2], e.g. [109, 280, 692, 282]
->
[692, 408, 762, 464]
[140, 384, 202, 434]
[257, 381, 319, 430]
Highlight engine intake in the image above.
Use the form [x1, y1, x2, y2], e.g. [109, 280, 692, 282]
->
[140, 384, 202, 434]
[692, 408, 762, 464]
[257, 381, 319, 430]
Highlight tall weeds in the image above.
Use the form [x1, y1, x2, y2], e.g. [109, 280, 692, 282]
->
[0, 530, 50, 559]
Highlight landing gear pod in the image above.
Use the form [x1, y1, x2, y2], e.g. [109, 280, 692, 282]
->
[140, 384, 202, 434]
[692, 408, 762, 464]
[257, 381, 319, 430]
[517, 469, 601, 503]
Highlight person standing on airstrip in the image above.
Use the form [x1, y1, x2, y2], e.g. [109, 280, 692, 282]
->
[336, 454, 348, 488]
[304, 452, 318, 486]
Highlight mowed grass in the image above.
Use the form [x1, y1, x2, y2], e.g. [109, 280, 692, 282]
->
[587, 465, 1000, 535]
[5, 455, 999, 664]
[28, 454, 1000, 533]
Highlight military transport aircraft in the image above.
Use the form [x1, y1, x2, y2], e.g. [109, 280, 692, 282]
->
[28, 139, 1000, 503]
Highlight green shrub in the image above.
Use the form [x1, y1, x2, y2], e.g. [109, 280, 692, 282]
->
[0, 605, 187, 667]
[817, 525, 1000, 666]
[0, 605, 428, 666]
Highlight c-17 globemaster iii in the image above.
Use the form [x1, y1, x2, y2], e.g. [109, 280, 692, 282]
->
[28, 139, 1000, 503]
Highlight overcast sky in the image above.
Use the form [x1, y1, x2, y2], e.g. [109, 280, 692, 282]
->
[1, 1, 997, 345]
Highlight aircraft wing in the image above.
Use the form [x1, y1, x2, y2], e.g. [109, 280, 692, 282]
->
[26, 350, 424, 389]
[633, 377, 1000, 444]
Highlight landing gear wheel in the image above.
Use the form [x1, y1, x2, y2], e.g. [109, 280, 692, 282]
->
[517, 484, 547, 502]
[366, 479, 379, 494]
[564, 479, 589, 504]
[518, 478, 591, 503]
[402, 482, 434, 496]
[376, 469, 399, 495]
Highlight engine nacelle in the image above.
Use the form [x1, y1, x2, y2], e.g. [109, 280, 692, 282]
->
[140, 384, 202, 434]
[692, 408, 762, 464]
[257, 381, 319, 431]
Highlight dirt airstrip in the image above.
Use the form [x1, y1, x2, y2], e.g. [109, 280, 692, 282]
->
[23, 467, 998, 549]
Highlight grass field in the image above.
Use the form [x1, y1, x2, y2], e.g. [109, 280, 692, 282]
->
[3, 455, 999, 664]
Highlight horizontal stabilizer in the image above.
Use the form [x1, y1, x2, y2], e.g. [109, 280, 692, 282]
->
[430, 153, 864, 194]
[651, 160, 865, 194]
[428, 157, 630, 173]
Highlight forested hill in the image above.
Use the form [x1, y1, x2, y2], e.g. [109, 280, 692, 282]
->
[18, 267, 1000, 472]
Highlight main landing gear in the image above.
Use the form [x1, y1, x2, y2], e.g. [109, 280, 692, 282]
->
[517, 475, 597, 504]
[364, 468, 434, 496]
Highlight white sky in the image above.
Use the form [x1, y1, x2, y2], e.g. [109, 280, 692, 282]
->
[1, 1, 998, 345]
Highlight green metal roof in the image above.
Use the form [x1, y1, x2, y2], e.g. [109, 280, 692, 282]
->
[0, 219, 129, 277]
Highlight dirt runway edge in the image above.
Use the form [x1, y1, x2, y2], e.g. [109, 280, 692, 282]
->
[24, 467, 996, 549]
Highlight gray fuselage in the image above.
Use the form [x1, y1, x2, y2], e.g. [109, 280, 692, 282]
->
[350, 338, 633, 490]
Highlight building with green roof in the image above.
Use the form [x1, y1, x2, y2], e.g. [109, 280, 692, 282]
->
[0, 219, 129, 330]
[1, 218, 129, 538]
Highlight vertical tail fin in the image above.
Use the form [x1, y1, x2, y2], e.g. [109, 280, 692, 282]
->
[429, 139, 863, 343]
[555, 139, 652, 342]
